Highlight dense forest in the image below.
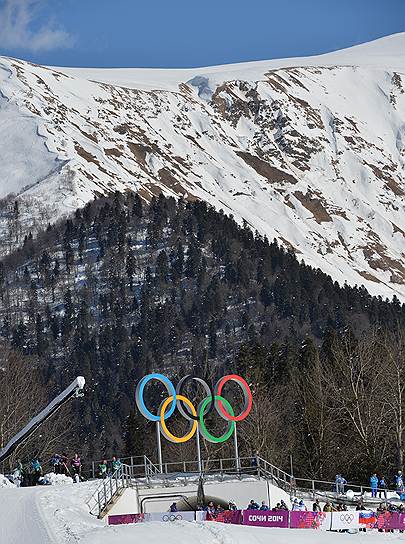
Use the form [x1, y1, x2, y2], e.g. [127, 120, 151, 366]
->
[0, 192, 404, 483]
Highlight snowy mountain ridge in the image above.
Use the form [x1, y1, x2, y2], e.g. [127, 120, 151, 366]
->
[1, 33, 405, 300]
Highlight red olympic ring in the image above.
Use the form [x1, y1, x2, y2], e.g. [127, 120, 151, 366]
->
[216, 374, 253, 422]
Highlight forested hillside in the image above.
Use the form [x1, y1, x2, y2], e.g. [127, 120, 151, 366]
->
[0, 193, 404, 480]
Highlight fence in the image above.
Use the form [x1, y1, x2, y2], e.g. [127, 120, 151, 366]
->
[87, 463, 134, 517]
[108, 509, 405, 531]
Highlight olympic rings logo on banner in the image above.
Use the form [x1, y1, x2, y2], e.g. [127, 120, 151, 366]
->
[135, 373, 252, 444]
[162, 514, 183, 522]
[340, 514, 354, 523]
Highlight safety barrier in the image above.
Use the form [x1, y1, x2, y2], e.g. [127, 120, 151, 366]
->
[108, 511, 206, 525]
[108, 509, 405, 531]
[87, 463, 134, 517]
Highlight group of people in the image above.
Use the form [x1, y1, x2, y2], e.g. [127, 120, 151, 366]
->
[11, 457, 43, 486]
[9, 453, 124, 487]
[247, 499, 290, 511]
[96, 456, 122, 479]
[335, 470, 404, 499]
[50, 453, 82, 480]
[312, 499, 349, 512]
[369, 471, 404, 498]
[10, 452, 82, 487]
[170, 499, 289, 516]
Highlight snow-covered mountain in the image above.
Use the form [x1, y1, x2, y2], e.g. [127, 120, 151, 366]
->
[1, 33, 405, 300]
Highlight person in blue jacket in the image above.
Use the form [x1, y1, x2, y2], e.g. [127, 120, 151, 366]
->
[247, 499, 260, 510]
[335, 474, 347, 494]
[379, 476, 387, 499]
[370, 473, 379, 498]
[259, 501, 269, 510]
[395, 471, 404, 493]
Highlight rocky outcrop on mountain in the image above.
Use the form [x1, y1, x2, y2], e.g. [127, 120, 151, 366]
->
[0, 34, 405, 300]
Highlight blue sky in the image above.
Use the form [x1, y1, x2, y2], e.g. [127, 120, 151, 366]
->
[0, 0, 404, 68]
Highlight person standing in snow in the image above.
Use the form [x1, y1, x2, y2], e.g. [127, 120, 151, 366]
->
[395, 470, 404, 494]
[323, 501, 333, 512]
[250, 452, 259, 475]
[50, 453, 61, 474]
[169, 502, 178, 512]
[259, 501, 269, 511]
[60, 453, 70, 476]
[379, 475, 387, 499]
[111, 456, 122, 474]
[247, 499, 259, 510]
[292, 498, 300, 511]
[298, 499, 307, 511]
[335, 474, 347, 494]
[31, 457, 42, 486]
[313, 499, 321, 512]
[97, 459, 108, 479]
[71, 453, 82, 481]
[12, 459, 23, 487]
[370, 473, 379, 498]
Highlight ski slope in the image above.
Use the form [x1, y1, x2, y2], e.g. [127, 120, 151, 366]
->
[0, 480, 404, 544]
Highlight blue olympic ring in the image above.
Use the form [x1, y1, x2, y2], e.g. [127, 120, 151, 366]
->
[136, 373, 176, 421]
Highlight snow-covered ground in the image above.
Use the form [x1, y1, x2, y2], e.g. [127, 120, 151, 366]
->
[0, 479, 404, 544]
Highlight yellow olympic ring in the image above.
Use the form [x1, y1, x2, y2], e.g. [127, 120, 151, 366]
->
[160, 395, 198, 443]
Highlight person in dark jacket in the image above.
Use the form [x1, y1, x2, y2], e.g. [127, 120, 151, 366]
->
[379, 476, 387, 499]
[50, 454, 61, 474]
[71, 453, 82, 481]
[313, 499, 321, 512]
[169, 502, 177, 512]
[247, 499, 260, 510]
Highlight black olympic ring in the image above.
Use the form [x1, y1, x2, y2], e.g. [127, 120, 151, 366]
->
[162, 514, 183, 522]
[340, 514, 354, 523]
[176, 375, 214, 421]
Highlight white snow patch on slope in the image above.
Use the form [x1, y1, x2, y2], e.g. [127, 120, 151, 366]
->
[0, 91, 60, 198]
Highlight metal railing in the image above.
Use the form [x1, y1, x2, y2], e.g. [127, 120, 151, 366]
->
[87, 463, 133, 518]
[255, 457, 402, 503]
[86, 453, 404, 517]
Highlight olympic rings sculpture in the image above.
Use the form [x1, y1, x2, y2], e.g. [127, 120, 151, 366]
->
[135, 373, 252, 444]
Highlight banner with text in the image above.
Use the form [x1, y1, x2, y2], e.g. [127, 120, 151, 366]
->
[242, 510, 289, 528]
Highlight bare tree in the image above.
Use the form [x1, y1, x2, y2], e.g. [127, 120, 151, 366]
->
[379, 327, 405, 471]
[0, 342, 74, 472]
[325, 331, 391, 472]
[290, 351, 336, 478]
